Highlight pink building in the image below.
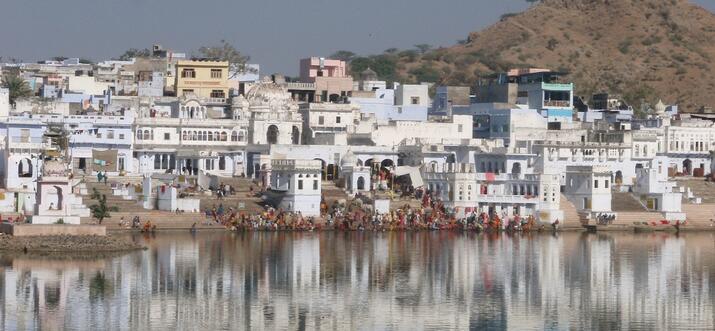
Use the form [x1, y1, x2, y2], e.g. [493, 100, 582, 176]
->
[298, 57, 353, 103]
[299, 57, 349, 81]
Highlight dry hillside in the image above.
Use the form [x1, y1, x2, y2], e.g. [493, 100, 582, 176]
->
[383, 0, 715, 111]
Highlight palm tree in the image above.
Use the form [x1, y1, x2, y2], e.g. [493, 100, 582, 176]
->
[1, 74, 33, 105]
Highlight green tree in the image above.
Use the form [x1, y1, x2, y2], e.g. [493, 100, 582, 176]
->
[89, 188, 118, 224]
[116, 48, 151, 61]
[198, 40, 251, 78]
[329, 50, 356, 62]
[1, 74, 33, 105]
[414, 44, 432, 54]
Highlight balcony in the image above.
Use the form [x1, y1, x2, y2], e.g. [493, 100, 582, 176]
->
[543, 100, 571, 108]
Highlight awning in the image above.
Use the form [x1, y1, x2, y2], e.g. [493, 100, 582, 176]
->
[394, 166, 424, 187]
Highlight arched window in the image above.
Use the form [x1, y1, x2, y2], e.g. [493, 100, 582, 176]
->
[238, 130, 245, 141]
[137, 130, 143, 140]
[144, 130, 151, 140]
[182, 131, 188, 141]
[208, 132, 214, 141]
[192, 131, 197, 140]
[231, 131, 238, 141]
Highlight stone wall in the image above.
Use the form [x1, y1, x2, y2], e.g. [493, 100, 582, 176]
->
[0, 223, 106, 236]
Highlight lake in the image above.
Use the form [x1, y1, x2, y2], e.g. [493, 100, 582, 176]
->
[1, 231, 714, 330]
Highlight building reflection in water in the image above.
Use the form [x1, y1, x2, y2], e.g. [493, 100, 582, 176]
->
[0, 232, 713, 330]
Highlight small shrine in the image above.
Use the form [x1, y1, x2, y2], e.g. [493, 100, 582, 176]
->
[32, 158, 89, 224]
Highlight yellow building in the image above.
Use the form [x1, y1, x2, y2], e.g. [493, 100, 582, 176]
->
[175, 59, 229, 100]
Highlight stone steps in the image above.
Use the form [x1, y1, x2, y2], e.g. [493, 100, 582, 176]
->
[560, 194, 582, 224]
[676, 179, 715, 204]
[611, 192, 648, 212]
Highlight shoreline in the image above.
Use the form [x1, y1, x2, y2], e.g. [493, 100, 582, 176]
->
[0, 234, 145, 253]
[103, 224, 714, 233]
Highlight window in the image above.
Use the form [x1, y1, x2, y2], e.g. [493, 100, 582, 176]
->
[136, 130, 143, 140]
[319, 116, 325, 125]
[411, 96, 420, 105]
[458, 124, 463, 133]
[119, 134, 125, 140]
[605, 180, 609, 188]
[181, 69, 196, 78]
[594, 179, 598, 188]
[107, 130, 115, 139]
[298, 180, 304, 190]
[336, 116, 341, 124]
[313, 180, 318, 190]
[182, 89, 194, 96]
[210, 90, 225, 98]
[210, 69, 222, 79]
[164, 133, 170, 141]
[231, 131, 238, 141]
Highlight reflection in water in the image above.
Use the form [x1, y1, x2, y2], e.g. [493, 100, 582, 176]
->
[0, 232, 714, 330]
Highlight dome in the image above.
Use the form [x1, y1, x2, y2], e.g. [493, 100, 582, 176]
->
[245, 77, 294, 110]
[42, 159, 68, 177]
[341, 150, 357, 167]
[361, 67, 378, 81]
[654, 99, 666, 115]
[232, 94, 249, 108]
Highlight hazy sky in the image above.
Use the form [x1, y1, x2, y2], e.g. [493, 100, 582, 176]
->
[1, 0, 714, 75]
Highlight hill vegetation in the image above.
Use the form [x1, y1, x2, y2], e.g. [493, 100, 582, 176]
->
[336, 0, 715, 111]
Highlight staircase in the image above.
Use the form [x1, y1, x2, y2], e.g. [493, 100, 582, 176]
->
[611, 192, 648, 212]
[560, 194, 583, 226]
[676, 178, 715, 204]
[322, 181, 350, 205]
[83, 181, 145, 212]
[683, 203, 715, 226]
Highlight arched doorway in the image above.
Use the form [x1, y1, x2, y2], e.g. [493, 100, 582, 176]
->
[615, 171, 623, 185]
[315, 159, 327, 180]
[52, 186, 63, 210]
[683, 159, 693, 175]
[381, 159, 394, 169]
[511, 162, 522, 176]
[326, 164, 338, 181]
[291, 126, 300, 145]
[357, 176, 365, 190]
[18, 158, 33, 178]
[267, 125, 279, 144]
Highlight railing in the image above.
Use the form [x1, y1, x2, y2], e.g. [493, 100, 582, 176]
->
[543, 100, 571, 108]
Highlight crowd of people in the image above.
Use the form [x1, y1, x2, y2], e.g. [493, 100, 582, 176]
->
[197, 197, 549, 233]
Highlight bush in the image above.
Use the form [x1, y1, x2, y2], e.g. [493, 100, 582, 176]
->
[618, 39, 633, 54]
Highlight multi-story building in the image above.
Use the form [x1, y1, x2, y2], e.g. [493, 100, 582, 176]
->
[174, 59, 229, 100]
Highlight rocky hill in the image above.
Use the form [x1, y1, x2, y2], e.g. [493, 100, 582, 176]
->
[357, 0, 715, 111]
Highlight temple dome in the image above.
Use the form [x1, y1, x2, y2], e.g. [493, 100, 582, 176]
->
[341, 150, 358, 167]
[654, 99, 666, 115]
[232, 94, 249, 108]
[245, 77, 294, 110]
[361, 67, 378, 81]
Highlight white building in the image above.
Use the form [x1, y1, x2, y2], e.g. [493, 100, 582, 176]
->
[564, 165, 612, 213]
[269, 159, 322, 216]
[633, 156, 683, 219]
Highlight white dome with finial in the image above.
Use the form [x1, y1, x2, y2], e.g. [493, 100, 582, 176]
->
[245, 77, 294, 111]
[341, 150, 357, 167]
[655, 99, 666, 115]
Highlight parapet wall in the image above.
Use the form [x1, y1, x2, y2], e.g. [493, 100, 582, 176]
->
[0, 223, 106, 237]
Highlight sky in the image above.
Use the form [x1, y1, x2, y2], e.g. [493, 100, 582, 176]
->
[1, 0, 714, 75]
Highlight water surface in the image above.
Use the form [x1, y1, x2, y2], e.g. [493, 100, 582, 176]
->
[1, 231, 713, 330]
